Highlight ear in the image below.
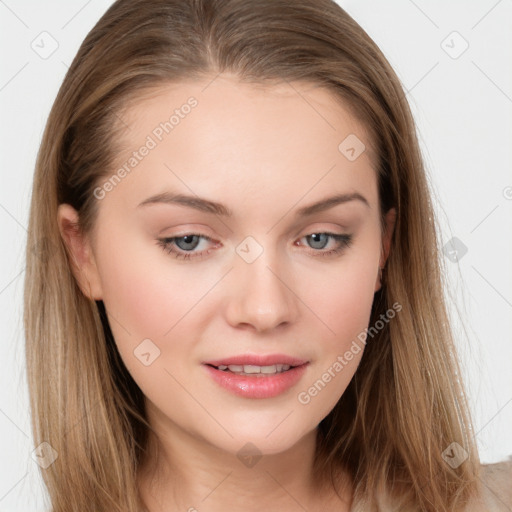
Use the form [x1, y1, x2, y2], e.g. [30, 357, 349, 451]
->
[375, 207, 397, 292]
[57, 203, 103, 300]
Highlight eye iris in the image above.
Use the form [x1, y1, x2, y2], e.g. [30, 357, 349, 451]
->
[307, 233, 328, 250]
[175, 235, 200, 251]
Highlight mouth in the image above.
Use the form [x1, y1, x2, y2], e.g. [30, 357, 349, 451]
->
[206, 363, 299, 376]
[202, 354, 309, 399]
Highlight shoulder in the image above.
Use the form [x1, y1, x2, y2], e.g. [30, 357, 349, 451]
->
[468, 457, 512, 511]
[351, 459, 512, 511]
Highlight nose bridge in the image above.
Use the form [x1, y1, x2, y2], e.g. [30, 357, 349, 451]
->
[225, 238, 299, 331]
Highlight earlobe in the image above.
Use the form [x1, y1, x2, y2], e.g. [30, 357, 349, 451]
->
[56, 204, 103, 300]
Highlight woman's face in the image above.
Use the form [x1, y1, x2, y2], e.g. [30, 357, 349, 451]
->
[59, 74, 395, 458]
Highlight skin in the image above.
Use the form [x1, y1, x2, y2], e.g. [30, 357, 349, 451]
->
[58, 73, 396, 512]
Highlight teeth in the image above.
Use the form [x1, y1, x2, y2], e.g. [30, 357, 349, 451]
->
[243, 365, 261, 374]
[219, 364, 292, 375]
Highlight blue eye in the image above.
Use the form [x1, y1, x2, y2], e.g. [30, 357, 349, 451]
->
[156, 232, 353, 261]
[301, 232, 353, 257]
[156, 234, 215, 261]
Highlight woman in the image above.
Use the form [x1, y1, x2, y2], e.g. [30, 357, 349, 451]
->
[24, 0, 511, 510]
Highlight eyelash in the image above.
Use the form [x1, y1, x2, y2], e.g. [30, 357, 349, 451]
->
[156, 232, 353, 261]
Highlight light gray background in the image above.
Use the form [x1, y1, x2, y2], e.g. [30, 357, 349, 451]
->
[1, 1, 511, 510]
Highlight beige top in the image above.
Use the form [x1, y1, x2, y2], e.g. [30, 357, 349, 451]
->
[469, 459, 512, 511]
[350, 459, 512, 511]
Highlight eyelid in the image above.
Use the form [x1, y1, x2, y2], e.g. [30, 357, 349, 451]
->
[156, 224, 216, 238]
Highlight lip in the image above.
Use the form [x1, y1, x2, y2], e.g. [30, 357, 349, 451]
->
[203, 353, 308, 367]
[202, 353, 310, 399]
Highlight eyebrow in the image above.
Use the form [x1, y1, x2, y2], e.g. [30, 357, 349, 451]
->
[137, 191, 370, 217]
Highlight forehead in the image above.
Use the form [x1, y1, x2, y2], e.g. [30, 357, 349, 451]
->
[117, 75, 377, 162]
[102, 75, 379, 216]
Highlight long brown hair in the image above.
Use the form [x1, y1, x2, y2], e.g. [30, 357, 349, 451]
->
[24, 1, 481, 510]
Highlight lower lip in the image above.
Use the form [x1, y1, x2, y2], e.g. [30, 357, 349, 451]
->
[203, 363, 309, 399]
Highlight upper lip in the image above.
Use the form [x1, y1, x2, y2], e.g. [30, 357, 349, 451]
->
[203, 354, 309, 367]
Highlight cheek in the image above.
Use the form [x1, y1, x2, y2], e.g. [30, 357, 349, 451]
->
[93, 229, 215, 374]
[95, 226, 208, 331]
[305, 254, 378, 349]
[94, 237, 217, 413]
[294, 264, 376, 420]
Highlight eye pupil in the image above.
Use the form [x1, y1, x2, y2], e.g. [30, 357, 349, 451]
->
[176, 235, 200, 251]
[307, 233, 328, 249]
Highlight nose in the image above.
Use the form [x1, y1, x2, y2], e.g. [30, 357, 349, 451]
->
[224, 247, 300, 333]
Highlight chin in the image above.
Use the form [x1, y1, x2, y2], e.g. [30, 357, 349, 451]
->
[199, 412, 318, 458]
